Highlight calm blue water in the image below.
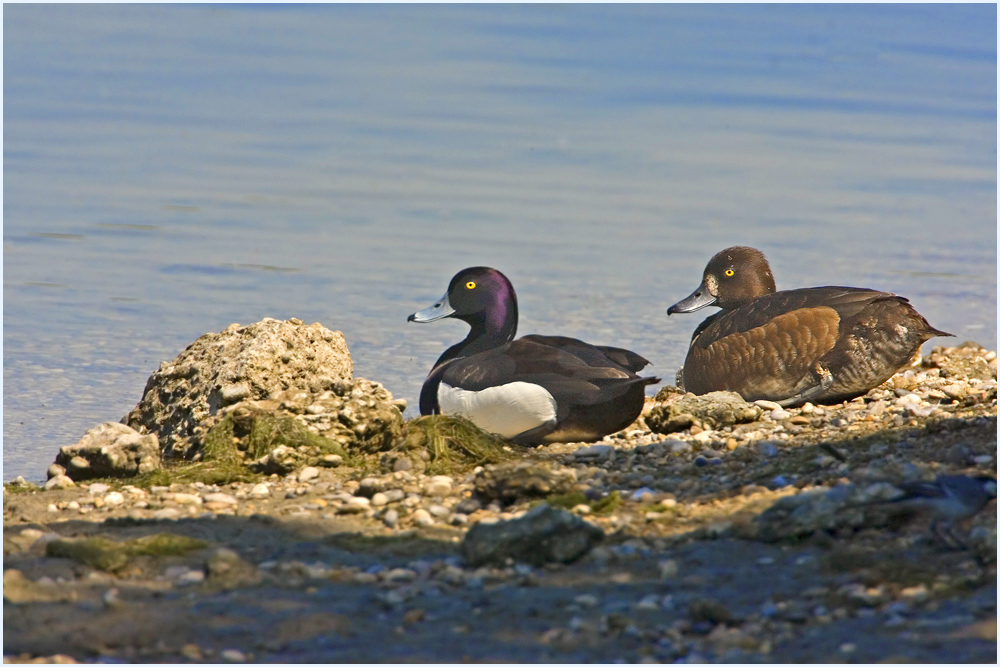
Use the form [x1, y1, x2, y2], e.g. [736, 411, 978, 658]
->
[4, 4, 996, 481]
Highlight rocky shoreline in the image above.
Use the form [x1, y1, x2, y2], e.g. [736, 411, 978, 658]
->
[4, 319, 996, 663]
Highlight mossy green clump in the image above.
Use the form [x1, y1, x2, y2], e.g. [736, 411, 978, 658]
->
[545, 490, 622, 515]
[46, 532, 209, 572]
[231, 409, 347, 460]
[3, 481, 41, 495]
[128, 533, 208, 557]
[46, 537, 131, 572]
[398, 415, 517, 475]
[109, 407, 356, 488]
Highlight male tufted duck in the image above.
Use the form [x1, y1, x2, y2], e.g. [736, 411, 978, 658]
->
[409, 267, 660, 444]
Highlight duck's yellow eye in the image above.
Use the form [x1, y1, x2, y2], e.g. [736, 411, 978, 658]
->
[466, 281, 476, 289]
[724, 269, 735, 277]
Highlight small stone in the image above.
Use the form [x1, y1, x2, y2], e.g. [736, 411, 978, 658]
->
[177, 570, 206, 586]
[455, 497, 481, 514]
[942, 384, 967, 400]
[427, 504, 451, 519]
[203, 493, 238, 506]
[635, 594, 661, 611]
[338, 497, 371, 514]
[770, 408, 791, 420]
[180, 645, 203, 661]
[899, 584, 929, 602]
[754, 400, 782, 411]
[383, 509, 400, 528]
[221, 649, 247, 663]
[666, 440, 692, 455]
[47, 464, 66, 480]
[248, 483, 270, 498]
[370, 492, 389, 507]
[44, 475, 76, 491]
[153, 508, 181, 520]
[88, 483, 111, 495]
[298, 466, 320, 482]
[412, 509, 435, 527]
[171, 493, 203, 505]
[573, 444, 615, 461]
[103, 491, 125, 507]
[383, 568, 417, 583]
[425, 480, 453, 497]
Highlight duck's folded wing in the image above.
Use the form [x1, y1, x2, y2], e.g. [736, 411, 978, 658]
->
[439, 339, 645, 405]
[696, 287, 893, 346]
[519, 334, 651, 372]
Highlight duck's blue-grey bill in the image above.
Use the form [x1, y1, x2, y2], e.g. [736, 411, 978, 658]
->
[407, 292, 455, 322]
[667, 281, 717, 314]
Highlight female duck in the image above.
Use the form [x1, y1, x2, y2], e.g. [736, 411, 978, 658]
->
[668, 246, 951, 407]
[408, 267, 659, 444]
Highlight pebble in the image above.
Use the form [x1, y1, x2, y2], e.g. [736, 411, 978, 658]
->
[177, 570, 206, 586]
[170, 493, 203, 505]
[427, 504, 451, 519]
[754, 399, 782, 411]
[425, 476, 453, 496]
[370, 492, 389, 507]
[635, 594, 661, 611]
[153, 508, 181, 520]
[248, 483, 270, 498]
[770, 408, 791, 420]
[383, 509, 399, 528]
[221, 649, 247, 663]
[412, 508, 434, 527]
[338, 497, 371, 514]
[298, 467, 320, 483]
[203, 493, 238, 506]
[383, 489, 406, 503]
[44, 475, 76, 491]
[665, 440, 692, 455]
[103, 491, 125, 507]
[383, 568, 417, 583]
[573, 444, 615, 461]
[88, 483, 110, 495]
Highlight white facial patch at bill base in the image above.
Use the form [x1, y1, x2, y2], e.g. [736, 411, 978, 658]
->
[438, 381, 557, 439]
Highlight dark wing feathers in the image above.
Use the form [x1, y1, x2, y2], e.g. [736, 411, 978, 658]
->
[692, 286, 893, 349]
[440, 337, 656, 405]
[519, 335, 651, 372]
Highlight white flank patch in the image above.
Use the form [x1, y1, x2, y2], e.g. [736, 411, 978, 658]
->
[438, 381, 557, 438]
